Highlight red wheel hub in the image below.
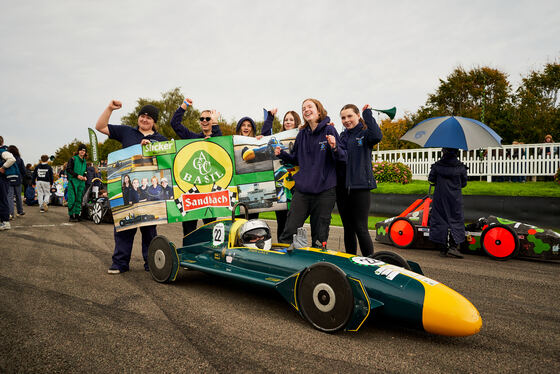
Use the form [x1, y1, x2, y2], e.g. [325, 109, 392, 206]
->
[390, 220, 414, 247]
[483, 227, 516, 258]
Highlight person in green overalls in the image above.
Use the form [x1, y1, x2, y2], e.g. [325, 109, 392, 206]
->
[66, 144, 88, 222]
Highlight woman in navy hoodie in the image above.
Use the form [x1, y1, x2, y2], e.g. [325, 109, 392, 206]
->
[275, 98, 345, 247]
[336, 104, 382, 257]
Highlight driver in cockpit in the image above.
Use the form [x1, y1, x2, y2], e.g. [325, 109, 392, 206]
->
[237, 219, 273, 250]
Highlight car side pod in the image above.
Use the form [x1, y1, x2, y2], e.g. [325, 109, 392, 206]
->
[421, 283, 482, 336]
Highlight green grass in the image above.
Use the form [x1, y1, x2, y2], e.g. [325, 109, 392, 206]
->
[372, 180, 560, 197]
[258, 211, 387, 230]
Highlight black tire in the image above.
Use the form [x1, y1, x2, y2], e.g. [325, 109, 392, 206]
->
[369, 251, 412, 270]
[92, 201, 103, 224]
[297, 262, 354, 332]
[148, 236, 179, 283]
[388, 217, 417, 249]
[481, 224, 519, 260]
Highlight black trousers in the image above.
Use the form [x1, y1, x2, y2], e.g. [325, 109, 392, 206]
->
[279, 188, 336, 246]
[275, 210, 288, 242]
[182, 218, 216, 246]
[336, 187, 373, 256]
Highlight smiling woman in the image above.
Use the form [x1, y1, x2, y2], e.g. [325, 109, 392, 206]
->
[274, 98, 345, 247]
[335, 104, 383, 257]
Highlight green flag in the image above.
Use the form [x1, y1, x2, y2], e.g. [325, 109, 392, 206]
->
[88, 128, 99, 166]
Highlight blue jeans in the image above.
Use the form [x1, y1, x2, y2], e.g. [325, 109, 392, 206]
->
[7, 184, 24, 216]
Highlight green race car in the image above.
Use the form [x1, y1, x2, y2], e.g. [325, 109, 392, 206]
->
[148, 205, 482, 335]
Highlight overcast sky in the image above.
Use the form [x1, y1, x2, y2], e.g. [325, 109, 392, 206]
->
[1, 0, 558, 163]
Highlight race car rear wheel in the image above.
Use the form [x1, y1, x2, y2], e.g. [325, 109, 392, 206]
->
[297, 262, 353, 332]
[92, 201, 103, 224]
[369, 251, 412, 270]
[148, 236, 179, 283]
[388, 218, 416, 249]
[481, 224, 519, 260]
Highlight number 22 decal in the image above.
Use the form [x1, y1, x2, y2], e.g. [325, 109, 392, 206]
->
[213, 223, 225, 246]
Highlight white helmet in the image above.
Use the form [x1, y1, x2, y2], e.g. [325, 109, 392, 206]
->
[238, 219, 272, 250]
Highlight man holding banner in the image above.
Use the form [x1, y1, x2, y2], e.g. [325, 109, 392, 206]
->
[170, 97, 223, 245]
[96, 100, 167, 274]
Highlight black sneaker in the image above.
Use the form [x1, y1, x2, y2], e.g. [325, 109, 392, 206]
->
[447, 247, 464, 259]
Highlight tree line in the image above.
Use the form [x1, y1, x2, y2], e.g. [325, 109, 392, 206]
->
[52, 60, 559, 164]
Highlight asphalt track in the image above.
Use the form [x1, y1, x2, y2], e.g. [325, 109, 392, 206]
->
[1, 206, 559, 373]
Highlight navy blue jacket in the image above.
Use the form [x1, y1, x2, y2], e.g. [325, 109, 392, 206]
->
[256, 111, 275, 136]
[107, 124, 168, 148]
[32, 163, 54, 184]
[171, 107, 222, 139]
[428, 153, 468, 245]
[277, 117, 346, 194]
[337, 108, 382, 190]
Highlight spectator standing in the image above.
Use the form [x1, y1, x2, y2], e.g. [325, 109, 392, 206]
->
[275, 98, 346, 247]
[170, 98, 222, 245]
[95, 100, 167, 274]
[6, 145, 26, 218]
[66, 144, 88, 222]
[0, 136, 16, 230]
[32, 155, 54, 212]
[336, 104, 382, 257]
[234, 108, 275, 221]
[261, 109, 301, 241]
[428, 148, 468, 258]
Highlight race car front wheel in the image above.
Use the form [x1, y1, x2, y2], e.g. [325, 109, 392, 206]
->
[388, 218, 416, 249]
[148, 236, 179, 283]
[481, 224, 519, 260]
[297, 262, 354, 333]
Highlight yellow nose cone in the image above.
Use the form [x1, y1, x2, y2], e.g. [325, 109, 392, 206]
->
[422, 283, 482, 336]
[242, 150, 255, 161]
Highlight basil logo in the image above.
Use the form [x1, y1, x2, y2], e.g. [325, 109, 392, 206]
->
[180, 150, 226, 185]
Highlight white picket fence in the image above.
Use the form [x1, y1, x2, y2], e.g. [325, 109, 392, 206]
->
[373, 142, 560, 182]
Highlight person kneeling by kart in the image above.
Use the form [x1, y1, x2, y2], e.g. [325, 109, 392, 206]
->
[428, 148, 468, 259]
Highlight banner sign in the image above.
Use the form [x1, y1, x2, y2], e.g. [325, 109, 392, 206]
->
[88, 128, 99, 166]
[107, 130, 298, 231]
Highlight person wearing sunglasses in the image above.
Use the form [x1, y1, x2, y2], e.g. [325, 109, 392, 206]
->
[171, 98, 222, 140]
[170, 97, 223, 244]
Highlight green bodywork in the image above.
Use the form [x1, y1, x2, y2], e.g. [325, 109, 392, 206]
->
[169, 219, 434, 332]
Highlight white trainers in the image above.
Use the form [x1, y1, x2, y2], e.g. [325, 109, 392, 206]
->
[0, 222, 11, 231]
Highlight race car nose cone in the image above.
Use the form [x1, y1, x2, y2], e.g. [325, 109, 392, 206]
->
[242, 149, 255, 161]
[422, 283, 482, 336]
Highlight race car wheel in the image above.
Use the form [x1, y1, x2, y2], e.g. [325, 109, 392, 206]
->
[148, 235, 179, 283]
[92, 201, 104, 224]
[297, 262, 354, 333]
[369, 251, 412, 270]
[388, 218, 416, 249]
[481, 224, 519, 260]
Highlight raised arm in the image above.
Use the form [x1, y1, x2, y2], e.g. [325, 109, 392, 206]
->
[95, 100, 122, 136]
[261, 108, 277, 136]
[362, 105, 383, 146]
